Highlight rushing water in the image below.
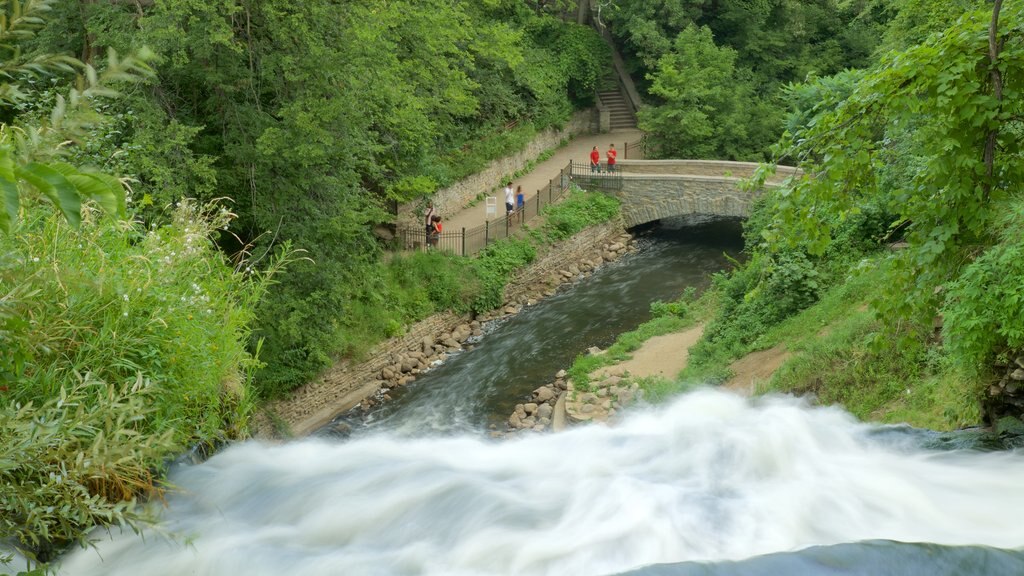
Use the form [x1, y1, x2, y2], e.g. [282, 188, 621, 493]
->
[50, 219, 1024, 575]
[57, 391, 1024, 575]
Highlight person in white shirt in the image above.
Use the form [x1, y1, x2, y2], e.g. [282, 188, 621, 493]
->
[504, 181, 515, 218]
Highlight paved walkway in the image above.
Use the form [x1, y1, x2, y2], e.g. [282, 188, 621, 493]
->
[441, 128, 644, 234]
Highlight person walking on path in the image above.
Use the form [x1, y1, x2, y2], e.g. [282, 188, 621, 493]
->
[606, 143, 617, 173]
[590, 146, 601, 172]
[504, 181, 515, 222]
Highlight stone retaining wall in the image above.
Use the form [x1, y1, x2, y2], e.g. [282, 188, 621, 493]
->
[504, 217, 627, 303]
[260, 311, 470, 438]
[397, 110, 595, 227]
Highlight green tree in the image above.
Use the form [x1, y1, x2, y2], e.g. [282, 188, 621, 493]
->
[638, 24, 761, 159]
[760, 1, 1023, 358]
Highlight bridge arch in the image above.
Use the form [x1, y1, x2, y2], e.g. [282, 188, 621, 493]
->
[572, 160, 799, 228]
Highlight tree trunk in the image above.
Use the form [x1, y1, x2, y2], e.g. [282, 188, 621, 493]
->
[983, 0, 1004, 197]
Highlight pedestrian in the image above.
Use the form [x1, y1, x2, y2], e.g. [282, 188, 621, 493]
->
[504, 181, 515, 220]
[423, 203, 435, 250]
[428, 215, 442, 249]
[606, 143, 617, 173]
[590, 146, 601, 172]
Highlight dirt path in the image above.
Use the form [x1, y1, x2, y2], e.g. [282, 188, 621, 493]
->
[723, 344, 791, 396]
[590, 325, 705, 381]
[587, 324, 791, 396]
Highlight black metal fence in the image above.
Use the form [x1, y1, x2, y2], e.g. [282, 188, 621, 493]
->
[395, 161, 575, 257]
[569, 160, 624, 193]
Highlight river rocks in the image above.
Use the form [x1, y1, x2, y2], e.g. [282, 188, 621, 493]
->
[563, 376, 641, 425]
[983, 349, 1024, 426]
[533, 386, 555, 403]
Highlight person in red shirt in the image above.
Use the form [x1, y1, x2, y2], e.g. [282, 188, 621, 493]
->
[606, 143, 617, 173]
[589, 146, 600, 172]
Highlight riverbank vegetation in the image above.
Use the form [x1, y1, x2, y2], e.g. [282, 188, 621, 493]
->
[592, 0, 1024, 432]
[1, 202, 279, 564]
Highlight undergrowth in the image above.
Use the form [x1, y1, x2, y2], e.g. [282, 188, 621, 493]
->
[1, 201, 279, 563]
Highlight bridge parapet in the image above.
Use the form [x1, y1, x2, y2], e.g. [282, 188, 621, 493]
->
[614, 159, 799, 183]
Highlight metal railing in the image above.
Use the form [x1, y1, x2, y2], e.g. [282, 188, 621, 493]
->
[395, 162, 575, 257]
[624, 135, 647, 159]
[569, 161, 623, 193]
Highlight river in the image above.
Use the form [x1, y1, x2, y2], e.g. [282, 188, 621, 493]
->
[329, 216, 744, 436]
[53, 219, 1024, 576]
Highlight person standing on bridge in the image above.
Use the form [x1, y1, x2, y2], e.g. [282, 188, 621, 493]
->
[606, 143, 617, 173]
[590, 146, 601, 172]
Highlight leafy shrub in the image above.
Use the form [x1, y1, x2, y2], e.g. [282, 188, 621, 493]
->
[650, 287, 696, 318]
[0, 200, 271, 563]
[542, 188, 620, 240]
[469, 238, 537, 312]
[943, 202, 1024, 371]
[1, 379, 174, 563]
[1, 202, 269, 442]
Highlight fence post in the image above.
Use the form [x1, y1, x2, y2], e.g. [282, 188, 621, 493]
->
[461, 227, 466, 256]
[485, 220, 489, 246]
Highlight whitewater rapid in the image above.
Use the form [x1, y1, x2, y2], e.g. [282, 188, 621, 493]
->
[57, 389, 1024, 576]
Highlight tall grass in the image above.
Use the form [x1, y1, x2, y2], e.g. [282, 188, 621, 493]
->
[0, 200, 277, 562]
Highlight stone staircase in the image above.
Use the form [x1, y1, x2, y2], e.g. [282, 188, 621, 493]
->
[598, 81, 636, 130]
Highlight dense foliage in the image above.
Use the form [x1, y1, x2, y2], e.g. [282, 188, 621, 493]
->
[29, 0, 608, 394]
[1, 203, 275, 563]
[684, 0, 1024, 423]
[606, 0, 890, 160]
[759, 0, 1023, 364]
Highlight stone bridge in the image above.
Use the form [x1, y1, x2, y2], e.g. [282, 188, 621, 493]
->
[571, 160, 800, 228]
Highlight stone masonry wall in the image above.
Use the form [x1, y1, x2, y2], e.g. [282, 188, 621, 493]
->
[504, 217, 626, 303]
[396, 110, 595, 227]
[261, 311, 470, 437]
[615, 175, 756, 227]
